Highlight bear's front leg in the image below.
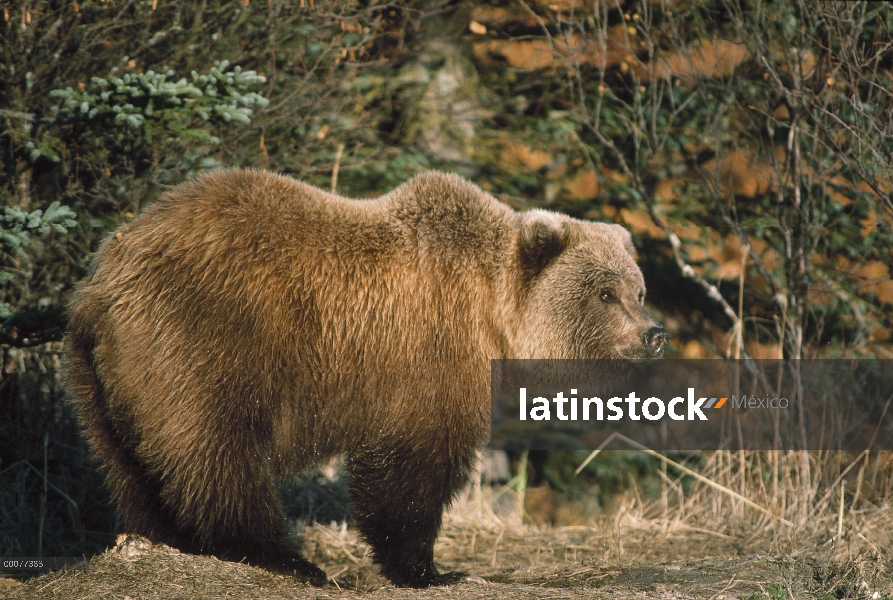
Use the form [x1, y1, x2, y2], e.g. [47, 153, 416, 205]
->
[347, 444, 471, 587]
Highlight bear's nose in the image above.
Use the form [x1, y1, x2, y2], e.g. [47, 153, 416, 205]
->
[644, 326, 670, 357]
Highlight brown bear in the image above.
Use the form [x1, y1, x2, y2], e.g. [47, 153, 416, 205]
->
[64, 169, 668, 588]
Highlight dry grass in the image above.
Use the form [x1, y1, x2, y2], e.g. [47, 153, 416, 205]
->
[3, 450, 893, 599]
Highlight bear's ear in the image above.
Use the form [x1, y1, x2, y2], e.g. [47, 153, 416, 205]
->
[609, 224, 636, 258]
[519, 212, 569, 278]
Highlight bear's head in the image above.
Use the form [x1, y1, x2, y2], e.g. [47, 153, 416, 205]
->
[513, 210, 669, 360]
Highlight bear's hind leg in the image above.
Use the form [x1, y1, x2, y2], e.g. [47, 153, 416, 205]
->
[153, 438, 328, 586]
[98, 431, 196, 552]
[348, 445, 471, 587]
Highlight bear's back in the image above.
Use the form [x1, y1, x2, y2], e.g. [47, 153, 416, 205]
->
[74, 170, 515, 388]
[99, 169, 514, 271]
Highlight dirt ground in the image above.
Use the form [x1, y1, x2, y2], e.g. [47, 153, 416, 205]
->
[2, 515, 891, 600]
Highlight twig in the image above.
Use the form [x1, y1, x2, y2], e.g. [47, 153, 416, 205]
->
[708, 575, 739, 600]
[491, 530, 504, 568]
[328, 565, 349, 589]
[341, 546, 360, 563]
[2, 459, 81, 513]
[836, 479, 845, 539]
[574, 433, 620, 475]
[331, 143, 345, 193]
[0, 109, 35, 121]
[38, 433, 48, 558]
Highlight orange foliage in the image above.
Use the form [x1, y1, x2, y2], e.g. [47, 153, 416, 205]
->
[700, 148, 772, 198]
[499, 142, 553, 171]
[656, 39, 747, 80]
[562, 169, 599, 200]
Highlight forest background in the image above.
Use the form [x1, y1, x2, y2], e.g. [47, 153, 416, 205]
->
[1, 0, 892, 569]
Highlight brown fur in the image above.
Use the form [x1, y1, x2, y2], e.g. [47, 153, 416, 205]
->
[64, 169, 666, 587]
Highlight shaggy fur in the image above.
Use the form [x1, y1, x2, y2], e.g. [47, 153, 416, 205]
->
[64, 169, 666, 587]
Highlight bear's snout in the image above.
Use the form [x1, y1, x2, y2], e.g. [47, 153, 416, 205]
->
[643, 326, 670, 357]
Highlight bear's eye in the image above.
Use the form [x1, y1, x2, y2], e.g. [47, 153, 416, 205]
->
[638, 292, 645, 304]
[599, 290, 616, 303]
